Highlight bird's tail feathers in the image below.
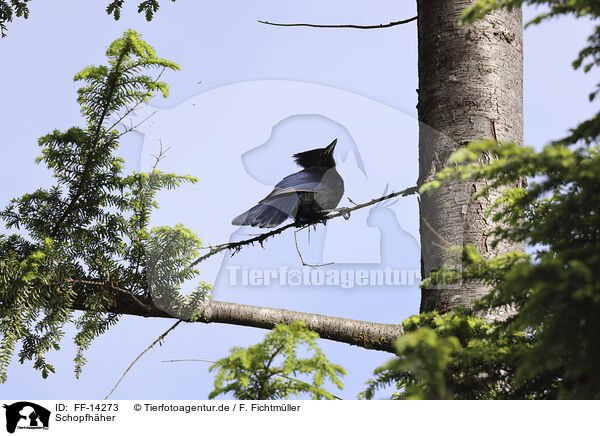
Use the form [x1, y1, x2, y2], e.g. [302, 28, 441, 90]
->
[232, 194, 298, 228]
[231, 203, 290, 228]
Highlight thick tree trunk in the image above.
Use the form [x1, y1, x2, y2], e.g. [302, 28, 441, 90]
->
[417, 0, 525, 313]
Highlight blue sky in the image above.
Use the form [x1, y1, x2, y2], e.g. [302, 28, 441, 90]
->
[0, 1, 596, 399]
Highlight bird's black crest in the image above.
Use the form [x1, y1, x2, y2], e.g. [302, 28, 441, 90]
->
[293, 138, 338, 169]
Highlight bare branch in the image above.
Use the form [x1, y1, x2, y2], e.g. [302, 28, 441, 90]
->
[105, 320, 183, 399]
[258, 16, 418, 30]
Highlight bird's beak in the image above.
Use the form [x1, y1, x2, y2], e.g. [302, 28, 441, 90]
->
[325, 138, 338, 153]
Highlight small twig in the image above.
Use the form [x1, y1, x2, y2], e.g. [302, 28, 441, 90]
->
[111, 107, 158, 138]
[108, 67, 166, 135]
[258, 16, 417, 30]
[347, 197, 359, 207]
[122, 109, 158, 136]
[105, 320, 182, 400]
[293, 228, 334, 269]
[151, 141, 172, 170]
[162, 359, 216, 364]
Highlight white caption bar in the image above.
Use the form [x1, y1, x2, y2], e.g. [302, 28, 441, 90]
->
[0, 400, 596, 435]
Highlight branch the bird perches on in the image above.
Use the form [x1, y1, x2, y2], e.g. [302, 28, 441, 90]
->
[191, 184, 418, 268]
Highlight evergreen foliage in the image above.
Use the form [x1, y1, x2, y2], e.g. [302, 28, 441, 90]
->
[0, 0, 176, 37]
[0, 0, 29, 37]
[360, 310, 556, 399]
[106, 0, 176, 21]
[209, 321, 345, 400]
[0, 30, 209, 382]
[362, 0, 600, 399]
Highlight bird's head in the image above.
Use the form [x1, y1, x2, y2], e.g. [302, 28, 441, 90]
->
[293, 138, 338, 169]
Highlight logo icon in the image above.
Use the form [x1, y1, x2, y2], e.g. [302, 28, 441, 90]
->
[3, 402, 50, 434]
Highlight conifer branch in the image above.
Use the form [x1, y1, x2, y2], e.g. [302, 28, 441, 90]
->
[65, 279, 151, 312]
[50, 49, 128, 238]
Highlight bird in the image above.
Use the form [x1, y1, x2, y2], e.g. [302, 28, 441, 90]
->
[232, 139, 344, 228]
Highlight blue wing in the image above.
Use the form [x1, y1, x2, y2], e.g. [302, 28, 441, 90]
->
[262, 168, 328, 200]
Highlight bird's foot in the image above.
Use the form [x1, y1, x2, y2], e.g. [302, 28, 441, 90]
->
[294, 214, 329, 227]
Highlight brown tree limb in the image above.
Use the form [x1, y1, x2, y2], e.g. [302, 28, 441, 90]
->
[258, 16, 418, 29]
[70, 294, 404, 353]
[194, 301, 404, 352]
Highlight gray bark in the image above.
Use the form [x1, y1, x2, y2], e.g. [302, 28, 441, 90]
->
[416, 0, 525, 313]
[195, 301, 404, 352]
